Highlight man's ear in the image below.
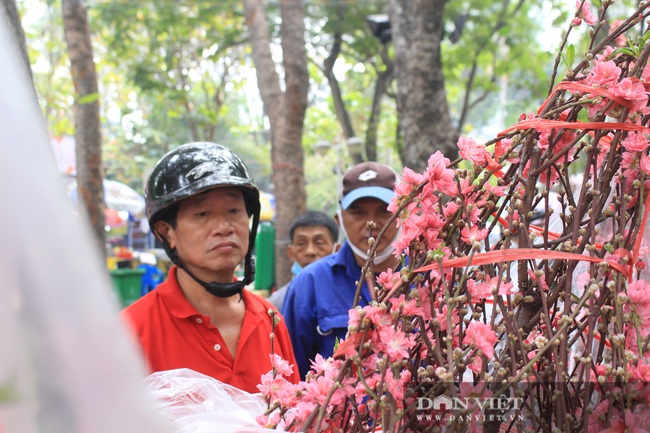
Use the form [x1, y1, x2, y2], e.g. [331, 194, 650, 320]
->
[334, 211, 341, 226]
[287, 244, 296, 262]
[154, 220, 174, 249]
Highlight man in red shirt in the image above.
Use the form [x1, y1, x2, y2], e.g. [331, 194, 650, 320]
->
[121, 142, 299, 393]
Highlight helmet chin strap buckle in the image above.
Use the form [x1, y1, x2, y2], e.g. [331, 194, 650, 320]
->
[204, 280, 246, 298]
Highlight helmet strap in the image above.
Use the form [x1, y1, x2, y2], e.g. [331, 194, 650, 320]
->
[179, 262, 247, 299]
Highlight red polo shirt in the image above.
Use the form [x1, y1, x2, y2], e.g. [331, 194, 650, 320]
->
[121, 266, 300, 393]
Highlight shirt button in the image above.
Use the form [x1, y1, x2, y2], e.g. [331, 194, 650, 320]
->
[214, 344, 221, 351]
[195, 317, 203, 324]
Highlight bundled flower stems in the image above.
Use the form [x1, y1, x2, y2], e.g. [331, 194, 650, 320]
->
[258, 2, 650, 432]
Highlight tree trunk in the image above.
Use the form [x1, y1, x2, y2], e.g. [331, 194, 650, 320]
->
[62, 0, 106, 255]
[324, 38, 363, 164]
[0, 0, 32, 83]
[365, 44, 394, 162]
[243, 0, 309, 287]
[322, 9, 363, 165]
[388, 0, 459, 172]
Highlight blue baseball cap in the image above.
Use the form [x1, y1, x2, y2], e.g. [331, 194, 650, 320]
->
[340, 161, 397, 209]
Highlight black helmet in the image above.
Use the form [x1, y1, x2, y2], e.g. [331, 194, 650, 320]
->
[145, 142, 260, 298]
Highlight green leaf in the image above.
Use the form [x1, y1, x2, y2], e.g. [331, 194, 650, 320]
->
[562, 44, 575, 70]
[77, 92, 100, 105]
[638, 34, 647, 52]
[604, 243, 615, 254]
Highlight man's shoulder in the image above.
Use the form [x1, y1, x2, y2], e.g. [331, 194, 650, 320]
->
[267, 283, 289, 308]
[120, 275, 176, 323]
[298, 249, 342, 276]
[243, 288, 279, 314]
[286, 255, 341, 302]
[119, 290, 165, 336]
[121, 285, 166, 312]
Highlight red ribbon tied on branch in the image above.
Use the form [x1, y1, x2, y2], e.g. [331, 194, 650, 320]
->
[414, 248, 631, 280]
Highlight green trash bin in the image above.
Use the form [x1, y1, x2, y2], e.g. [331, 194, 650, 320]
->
[255, 221, 275, 291]
[110, 268, 145, 308]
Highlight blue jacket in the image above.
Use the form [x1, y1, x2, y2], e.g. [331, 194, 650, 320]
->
[281, 242, 373, 378]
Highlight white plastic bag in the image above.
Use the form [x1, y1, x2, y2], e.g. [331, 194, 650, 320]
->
[145, 369, 278, 433]
[0, 10, 172, 433]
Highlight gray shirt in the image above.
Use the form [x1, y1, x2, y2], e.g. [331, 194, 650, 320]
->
[267, 282, 290, 311]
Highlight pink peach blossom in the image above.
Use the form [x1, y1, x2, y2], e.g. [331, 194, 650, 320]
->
[586, 59, 621, 88]
[270, 353, 295, 378]
[621, 132, 650, 152]
[463, 322, 498, 359]
[458, 136, 488, 165]
[610, 20, 627, 47]
[377, 326, 414, 362]
[576, 0, 596, 25]
[612, 78, 650, 114]
[460, 224, 489, 244]
[425, 151, 457, 195]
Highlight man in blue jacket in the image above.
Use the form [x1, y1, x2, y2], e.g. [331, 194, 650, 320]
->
[282, 161, 401, 378]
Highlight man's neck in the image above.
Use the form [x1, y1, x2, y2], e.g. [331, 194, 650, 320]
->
[175, 267, 246, 358]
[176, 268, 240, 314]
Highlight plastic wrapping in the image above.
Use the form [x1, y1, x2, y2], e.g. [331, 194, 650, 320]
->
[0, 10, 172, 433]
[145, 369, 278, 433]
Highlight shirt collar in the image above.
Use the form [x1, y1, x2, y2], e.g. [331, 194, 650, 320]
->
[333, 242, 364, 279]
[164, 266, 263, 318]
[161, 266, 196, 319]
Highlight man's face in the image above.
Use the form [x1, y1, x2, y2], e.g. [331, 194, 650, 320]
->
[339, 197, 398, 259]
[155, 187, 250, 283]
[288, 226, 336, 268]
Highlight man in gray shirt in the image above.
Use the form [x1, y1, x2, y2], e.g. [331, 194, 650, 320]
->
[267, 211, 338, 309]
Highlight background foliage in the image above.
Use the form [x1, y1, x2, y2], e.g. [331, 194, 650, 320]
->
[18, 0, 588, 215]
